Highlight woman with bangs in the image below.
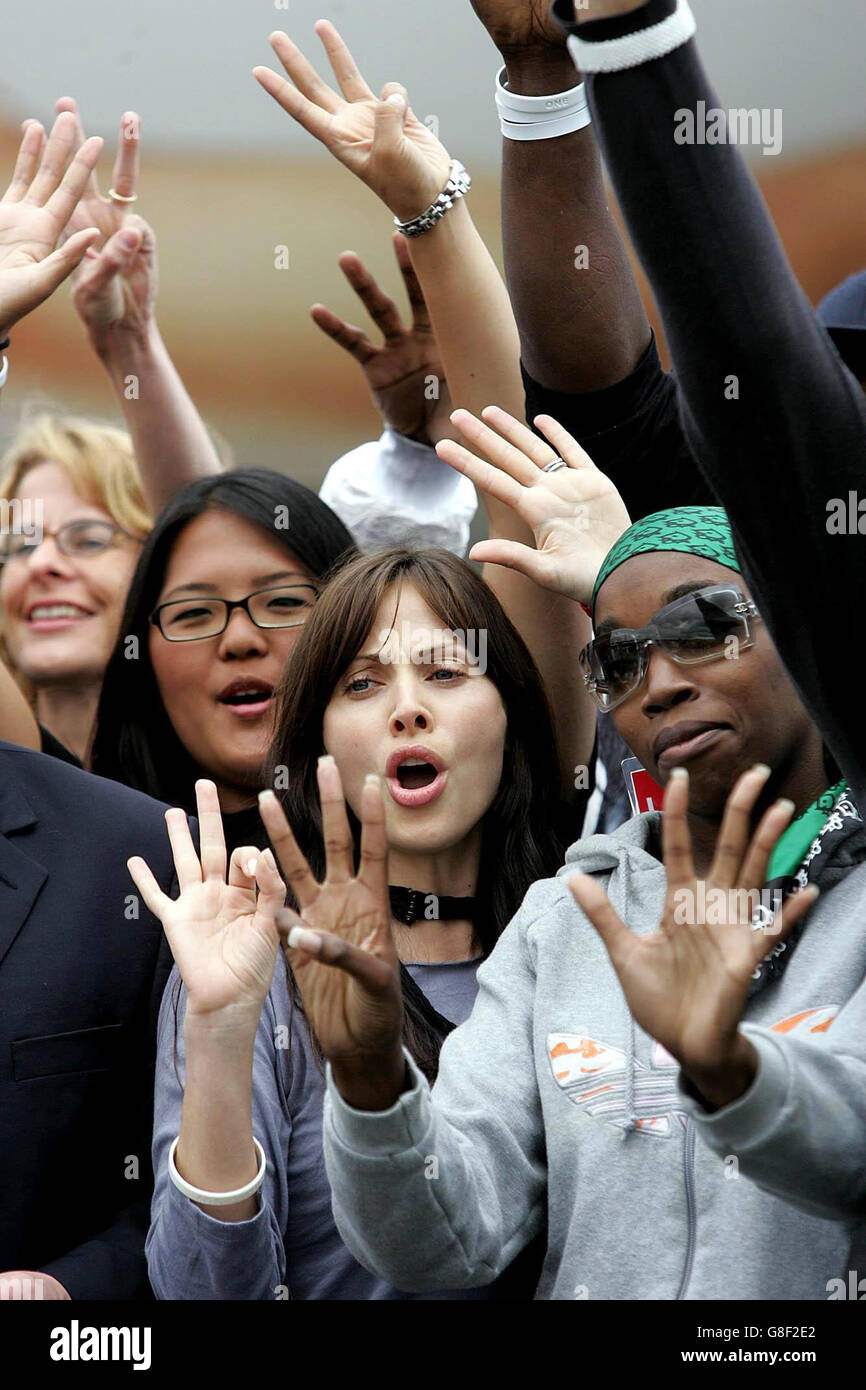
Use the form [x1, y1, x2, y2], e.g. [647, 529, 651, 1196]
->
[135, 543, 577, 1300]
[0, 412, 150, 762]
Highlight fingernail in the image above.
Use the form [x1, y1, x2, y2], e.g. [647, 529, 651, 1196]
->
[670, 767, 688, 780]
[318, 754, 335, 767]
[246, 857, 257, 877]
[775, 798, 796, 816]
[365, 773, 379, 786]
[752, 763, 772, 778]
[386, 93, 405, 110]
[287, 926, 321, 953]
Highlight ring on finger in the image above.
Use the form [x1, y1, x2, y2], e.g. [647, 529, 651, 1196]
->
[542, 457, 567, 474]
[106, 188, 138, 203]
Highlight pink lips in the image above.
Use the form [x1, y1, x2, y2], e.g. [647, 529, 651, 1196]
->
[217, 678, 275, 722]
[385, 744, 447, 809]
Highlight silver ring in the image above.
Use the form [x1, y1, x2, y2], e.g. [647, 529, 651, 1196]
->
[106, 188, 138, 204]
[542, 457, 567, 474]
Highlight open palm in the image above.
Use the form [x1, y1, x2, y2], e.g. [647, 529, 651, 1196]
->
[570, 765, 818, 1074]
[254, 22, 452, 222]
[49, 98, 156, 340]
[128, 781, 286, 1022]
[437, 406, 631, 605]
[312, 235, 453, 446]
[0, 113, 103, 335]
[259, 758, 403, 1067]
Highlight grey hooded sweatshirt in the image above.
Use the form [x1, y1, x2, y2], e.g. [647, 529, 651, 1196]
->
[323, 814, 866, 1300]
[676, 904, 866, 1224]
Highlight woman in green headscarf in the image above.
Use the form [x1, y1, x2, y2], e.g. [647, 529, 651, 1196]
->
[438, 414, 863, 1061]
[261, 409, 866, 1299]
[436, 416, 854, 903]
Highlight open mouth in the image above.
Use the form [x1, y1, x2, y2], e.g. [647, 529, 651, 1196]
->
[395, 759, 439, 790]
[386, 746, 447, 809]
[27, 602, 93, 624]
[218, 680, 275, 718]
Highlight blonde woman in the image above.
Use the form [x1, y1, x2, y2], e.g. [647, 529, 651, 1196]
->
[0, 412, 150, 760]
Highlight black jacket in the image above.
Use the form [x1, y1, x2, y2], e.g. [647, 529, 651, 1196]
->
[0, 742, 175, 1298]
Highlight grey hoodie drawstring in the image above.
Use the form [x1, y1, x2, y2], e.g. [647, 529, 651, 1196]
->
[619, 863, 639, 1133]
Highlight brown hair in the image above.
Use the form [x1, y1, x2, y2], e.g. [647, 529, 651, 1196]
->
[267, 546, 564, 1079]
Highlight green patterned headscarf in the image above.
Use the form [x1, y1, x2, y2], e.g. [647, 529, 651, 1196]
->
[592, 506, 740, 617]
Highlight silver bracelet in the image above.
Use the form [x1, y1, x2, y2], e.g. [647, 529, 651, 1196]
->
[394, 159, 471, 238]
[168, 1136, 267, 1207]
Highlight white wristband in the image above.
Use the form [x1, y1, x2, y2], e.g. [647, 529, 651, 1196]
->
[0, 356, 7, 389]
[495, 68, 591, 141]
[168, 1136, 267, 1208]
[567, 0, 696, 74]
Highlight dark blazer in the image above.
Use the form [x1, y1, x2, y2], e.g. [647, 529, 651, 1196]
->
[0, 741, 175, 1299]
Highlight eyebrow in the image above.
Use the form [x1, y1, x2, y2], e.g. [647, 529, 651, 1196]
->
[594, 577, 727, 636]
[160, 571, 310, 602]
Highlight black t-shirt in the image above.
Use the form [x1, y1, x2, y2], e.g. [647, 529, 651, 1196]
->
[522, 331, 714, 523]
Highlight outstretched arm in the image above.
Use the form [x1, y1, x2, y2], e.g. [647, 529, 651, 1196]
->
[255, 23, 594, 794]
[472, 0, 649, 391]
[59, 100, 224, 518]
[468, 0, 709, 521]
[567, 1, 866, 810]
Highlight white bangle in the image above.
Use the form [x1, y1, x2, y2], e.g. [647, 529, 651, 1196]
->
[495, 67, 591, 141]
[168, 1136, 267, 1207]
[0, 356, 8, 389]
[567, 0, 696, 75]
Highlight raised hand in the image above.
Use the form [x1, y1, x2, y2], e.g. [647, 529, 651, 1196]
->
[569, 765, 819, 1108]
[312, 233, 453, 446]
[258, 757, 405, 1106]
[254, 23, 452, 223]
[52, 99, 157, 349]
[0, 112, 102, 338]
[437, 406, 630, 604]
[128, 781, 286, 1029]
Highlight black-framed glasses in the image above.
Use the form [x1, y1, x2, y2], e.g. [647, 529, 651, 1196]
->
[150, 584, 319, 642]
[579, 585, 761, 713]
[0, 519, 137, 564]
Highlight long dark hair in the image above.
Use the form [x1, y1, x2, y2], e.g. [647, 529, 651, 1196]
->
[90, 468, 357, 811]
[267, 547, 565, 1079]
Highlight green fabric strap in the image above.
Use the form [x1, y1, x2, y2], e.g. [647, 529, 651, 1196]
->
[766, 780, 847, 882]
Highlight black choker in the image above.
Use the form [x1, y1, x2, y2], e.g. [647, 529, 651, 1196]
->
[389, 886, 476, 926]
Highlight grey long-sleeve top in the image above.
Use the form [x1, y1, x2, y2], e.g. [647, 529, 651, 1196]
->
[146, 958, 491, 1300]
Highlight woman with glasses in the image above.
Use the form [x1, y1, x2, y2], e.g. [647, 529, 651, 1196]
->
[255, 414, 866, 1299]
[134, 544, 567, 1299]
[90, 469, 356, 855]
[0, 413, 150, 762]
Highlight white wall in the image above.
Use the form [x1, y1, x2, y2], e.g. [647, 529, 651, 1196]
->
[1, 0, 863, 165]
